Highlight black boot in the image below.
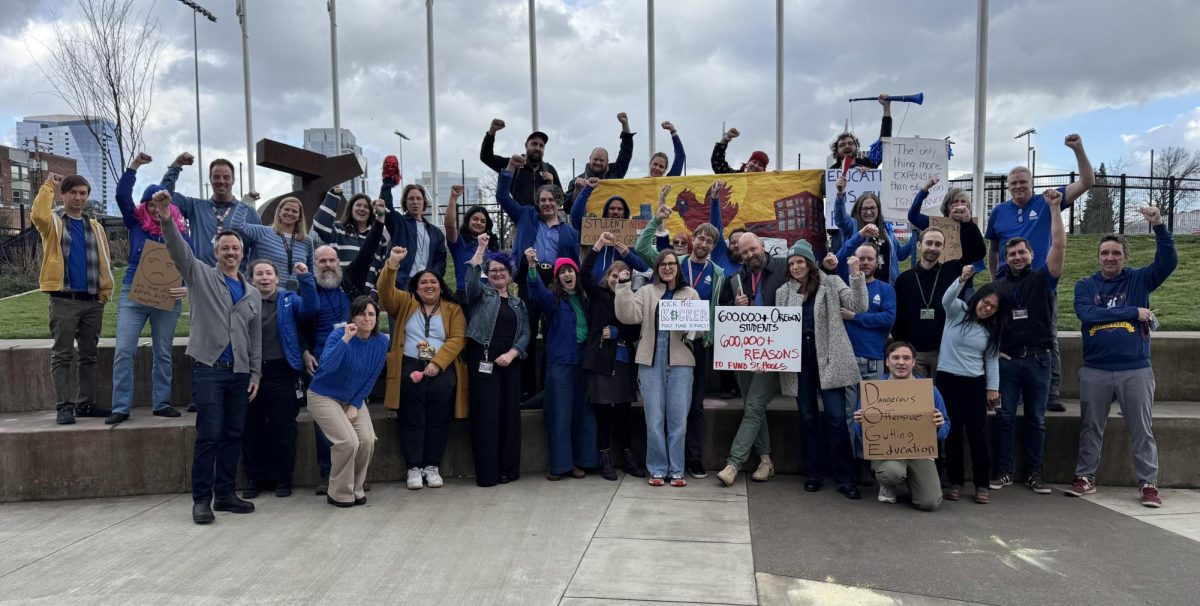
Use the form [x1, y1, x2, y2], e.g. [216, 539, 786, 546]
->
[623, 448, 646, 478]
[599, 449, 617, 481]
[56, 403, 76, 425]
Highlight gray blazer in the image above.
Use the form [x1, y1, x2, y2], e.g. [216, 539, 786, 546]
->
[161, 216, 262, 383]
[776, 271, 867, 393]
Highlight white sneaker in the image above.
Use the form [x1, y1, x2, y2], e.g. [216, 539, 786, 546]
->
[424, 466, 444, 488]
[878, 485, 897, 504]
[407, 467, 424, 490]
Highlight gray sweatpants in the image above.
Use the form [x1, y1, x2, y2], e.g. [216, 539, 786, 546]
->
[873, 458, 942, 511]
[1075, 366, 1158, 485]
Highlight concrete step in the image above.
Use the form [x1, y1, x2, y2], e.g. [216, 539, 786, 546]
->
[2, 399, 1196, 502]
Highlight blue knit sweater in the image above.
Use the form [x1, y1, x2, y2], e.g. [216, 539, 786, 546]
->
[308, 328, 390, 408]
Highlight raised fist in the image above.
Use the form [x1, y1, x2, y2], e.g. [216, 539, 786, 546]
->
[449, 184, 464, 198]
[724, 127, 740, 141]
[1043, 188, 1063, 208]
[47, 172, 65, 186]
[847, 255, 860, 275]
[656, 204, 672, 221]
[961, 265, 974, 283]
[1139, 205, 1163, 226]
[489, 118, 506, 134]
[1064, 134, 1084, 151]
[661, 121, 676, 134]
[173, 152, 195, 167]
[617, 112, 629, 125]
[836, 176, 847, 195]
[343, 323, 358, 342]
[388, 246, 409, 268]
[822, 252, 839, 271]
[859, 224, 880, 239]
[131, 152, 152, 169]
[922, 175, 940, 191]
[618, 269, 631, 282]
[508, 154, 527, 170]
[476, 234, 490, 250]
[524, 247, 537, 264]
[586, 176, 600, 188]
[293, 263, 309, 275]
[332, 185, 343, 196]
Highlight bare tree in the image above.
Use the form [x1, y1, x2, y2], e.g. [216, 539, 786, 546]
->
[1150, 146, 1200, 218]
[33, 0, 162, 183]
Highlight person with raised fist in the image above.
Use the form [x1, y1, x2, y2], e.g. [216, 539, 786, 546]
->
[312, 183, 390, 291]
[829, 94, 893, 170]
[832, 174, 913, 284]
[564, 112, 636, 212]
[711, 127, 769, 174]
[479, 117, 561, 206]
[444, 183, 500, 294]
[160, 152, 261, 267]
[228, 195, 313, 291]
[569, 176, 649, 280]
[33, 171, 115, 425]
[647, 121, 687, 178]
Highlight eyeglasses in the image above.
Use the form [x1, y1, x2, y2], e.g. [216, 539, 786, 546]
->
[672, 240, 688, 246]
[487, 268, 509, 275]
[659, 261, 679, 268]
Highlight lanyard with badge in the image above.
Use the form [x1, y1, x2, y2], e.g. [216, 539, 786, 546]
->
[688, 259, 710, 291]
[915, 264, 942, 320]
[418, 302, 440, 361]
[478, 297, 506, 375]
[280, 233, 299, 290]
[211, 203, 233, 249]
[1010, 280, 1029, 320]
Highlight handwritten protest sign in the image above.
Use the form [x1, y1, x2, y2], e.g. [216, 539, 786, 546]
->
[859, 378, 938, 460]
[928, 216, 962, 261]
[880, 137, 949, 222]
[128, 241, 183, 311]
[824, 168, 883, 229]
[712, 306, 803, 372]
[580, 217, 650, 249]
[658, 299, 709, 331]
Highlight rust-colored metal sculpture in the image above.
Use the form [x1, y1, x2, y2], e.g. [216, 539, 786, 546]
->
[255, 139, 364, 225]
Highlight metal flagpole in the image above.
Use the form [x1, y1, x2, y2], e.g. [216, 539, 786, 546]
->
[427, 0, 439, 222]
[775, 0, 783, 167]
[328, 0, 342, 153]
[972, 0, 989, 224]
[237, 0, 255, 192]
[647, 0, 656, 163]
[528, 0, 539, 130]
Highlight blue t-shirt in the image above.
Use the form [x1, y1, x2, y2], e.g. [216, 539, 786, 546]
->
[449, 235, 476, 292]
[65, 216, 88, 292]
[685, 259, 714, 301]
[219, 275, 246, 364]
[533, 222, 561, 264]
[985, 186, 1068, 272]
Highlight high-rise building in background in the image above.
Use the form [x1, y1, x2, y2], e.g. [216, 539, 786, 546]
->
[16, 115, 120, 215]
[303, 128, 366, 196]
[416, 171, 480, 227]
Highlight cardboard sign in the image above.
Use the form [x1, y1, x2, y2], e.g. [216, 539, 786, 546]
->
[580, 217, 650, 249]
[712, 306, 803, 372]
[880, 137, 949, 222]
[859, 378, 939, 460]
[658, 299, 709, 331]
[824, 168, 883, 229]
[928, 216, 962, 262]
[128, 240, 183, 310]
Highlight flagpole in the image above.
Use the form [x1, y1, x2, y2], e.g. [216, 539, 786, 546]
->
[972, 0, 989, 224]
[647, 0, 656, 163]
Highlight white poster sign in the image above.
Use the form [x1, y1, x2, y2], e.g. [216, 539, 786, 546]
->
[824, 168, 883, 229]
[712, 306, 803, 372]
[880, 137, 949, 222]
[658, 299, 710, 331]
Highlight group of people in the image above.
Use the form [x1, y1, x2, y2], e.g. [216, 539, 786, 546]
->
[31, 97, 1178, 524]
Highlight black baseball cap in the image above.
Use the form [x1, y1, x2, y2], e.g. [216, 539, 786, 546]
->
[526, 131, 549, 144]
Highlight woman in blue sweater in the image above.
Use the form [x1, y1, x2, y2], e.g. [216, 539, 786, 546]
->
[832, 175, 913, 283]
[444, 183, 499, 294]
[525, 249, 597, 480]
[107, 153, 191, 425]
[937, 266, 1009, 504]
[306, 296, 390, 507]
[229, 196, 314, 290]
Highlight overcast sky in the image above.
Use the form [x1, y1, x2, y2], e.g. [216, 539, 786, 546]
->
[3, 0, 1199, 200]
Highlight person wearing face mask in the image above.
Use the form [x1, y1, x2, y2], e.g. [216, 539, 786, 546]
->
[312, 185, 390, 291]
[228, 196, 314, 290]
[444, 184, 500, 295]
[832, 175, 913, 284]
[240, 260, 318, 499]
[526, 249, 597, 481]
[479, 118, 561, 207]
[775, 240, 868, 499]
[160, 153, 261, 268]
[377, 184, 448, 286]
[711, 127, 769, 174]
[378, 247, 468, 491]
[907, 176, 987, 297]
[570, 177, 649, 281]
[306, 296, 390, 507]
[462, 238, 530, 487]
[647, 121, 686, 178]
[563, 112, 636, 212]
[937, 267, 1009, 505]
[988, 188, 1067, 497]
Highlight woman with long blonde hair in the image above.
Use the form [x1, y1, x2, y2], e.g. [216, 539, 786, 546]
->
[229, 196, 314, 290]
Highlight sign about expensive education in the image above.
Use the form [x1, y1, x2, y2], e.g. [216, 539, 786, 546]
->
[658, 299, 709, 331]
[859, 378, 938, 460]
[712, 306, 803, 372]
[880, 137, 949, 222]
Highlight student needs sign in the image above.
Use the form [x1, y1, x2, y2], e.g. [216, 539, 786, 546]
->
[658, 299, 709, 331]
[859, 378, 938, 460]
[712, 306, 803, 372]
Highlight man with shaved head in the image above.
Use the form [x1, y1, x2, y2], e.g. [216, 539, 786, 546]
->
[564, 112, 635, 213]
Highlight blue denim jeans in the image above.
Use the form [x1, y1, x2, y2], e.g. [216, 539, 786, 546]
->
[544, 351, 597, 474]
[111, 285, 182, 414]
[638, 330, 693, 477]
[796, 361, 854, 487]
[992, 352, 1051, 477]
[191, 364, 250, 502]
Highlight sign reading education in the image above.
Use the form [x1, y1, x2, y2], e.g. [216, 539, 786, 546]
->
[128, 240, 183, 311]
[880, 137, 949, 222]
[712, 306, 803, 372]
[824, 168, 883, 229]
[859, 378, 938, 460]
[658, 299, 710, 331]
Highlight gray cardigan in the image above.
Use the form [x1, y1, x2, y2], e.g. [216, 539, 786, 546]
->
[776, 271, 867, 393]
[161, 215, 262, 383]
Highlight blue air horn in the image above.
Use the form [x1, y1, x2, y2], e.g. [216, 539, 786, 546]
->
[848, 93, 924, 105]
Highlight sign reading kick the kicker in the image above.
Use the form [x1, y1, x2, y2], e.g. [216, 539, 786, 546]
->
[712, 306, 803, 372]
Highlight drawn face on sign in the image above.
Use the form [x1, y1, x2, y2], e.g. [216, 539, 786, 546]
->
[139, 246, 180, 286]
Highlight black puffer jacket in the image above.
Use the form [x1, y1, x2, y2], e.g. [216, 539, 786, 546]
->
[579, 249, 641, 376]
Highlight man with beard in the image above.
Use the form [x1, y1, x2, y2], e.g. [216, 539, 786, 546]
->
[989, 189, 1067, 496]
[161, 152, 261, 267]
[715, 234, 793, 486]
[711, 127, 769, 174]
[563, 113, 635, 212]
[636, 193, 726, 478]
[480, 118, 561, 207]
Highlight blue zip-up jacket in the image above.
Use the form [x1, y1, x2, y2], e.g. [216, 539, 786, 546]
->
[843, 279, 896, 361]
[1074, 223, 1177, 371]
[497, 169, 580, 280]
[854, 374, 950, 442]
[708, 187, 741, 278]
[907, 189, 986, 275]
[463, 262, 530, 357]
[570, 191, 649, 280]
[160, 165, 259, 267]
[116, 168, 192, 285]
[307, 328, 390, 408]
[834, 193, 914, 283]
[273, 272, 319, 371]
[526, 269, 586, 366]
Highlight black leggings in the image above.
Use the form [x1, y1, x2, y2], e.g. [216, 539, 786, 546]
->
[595, 402, 633, 452]
[936, 371, 990, 488]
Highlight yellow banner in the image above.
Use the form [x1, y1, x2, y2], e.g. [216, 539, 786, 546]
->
[584, 170, 829, 257]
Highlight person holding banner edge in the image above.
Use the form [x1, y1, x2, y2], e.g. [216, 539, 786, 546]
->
[853, 341, 950, 511]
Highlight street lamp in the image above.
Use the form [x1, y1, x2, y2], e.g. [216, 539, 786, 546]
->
[394, 131, 410, 184]
[178, 0, 217, 194]
[1015, 128, 1036, 177]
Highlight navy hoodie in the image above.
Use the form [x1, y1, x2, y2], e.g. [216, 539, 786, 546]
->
[1073, 224, 1176, 370]
[570, 193, 649, 281]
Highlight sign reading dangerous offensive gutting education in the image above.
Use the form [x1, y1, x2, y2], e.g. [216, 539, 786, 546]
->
[712, 306, 803, 372]
[658, 299, 710, 331]
[824, 168, 883, 229]
[859, 378, 938, 460]
[880, 137, 949, 222]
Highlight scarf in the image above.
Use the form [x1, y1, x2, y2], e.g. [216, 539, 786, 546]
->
[55, 208, 99, 295]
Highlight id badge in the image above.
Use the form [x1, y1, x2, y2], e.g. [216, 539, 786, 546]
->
[295, 379, 305, 400]
[418, 341, 436, 361]
[1012, 308, 1029, 320]
[867, 359, 879, 374]
[285, 278, 299, 291]
[920, 307, 936, 320]
[478, 361, 494, 375]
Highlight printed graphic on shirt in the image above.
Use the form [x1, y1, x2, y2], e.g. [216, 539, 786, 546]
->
[1088, 321, 1137, 337]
